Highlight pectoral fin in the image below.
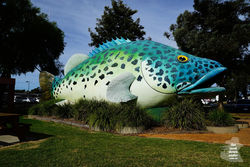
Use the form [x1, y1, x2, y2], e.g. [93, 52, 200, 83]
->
[106, 72, 137, 103]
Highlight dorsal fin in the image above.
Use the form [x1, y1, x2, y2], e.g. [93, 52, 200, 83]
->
[88, 37, 131, 57]
[64, 53, 89, 75]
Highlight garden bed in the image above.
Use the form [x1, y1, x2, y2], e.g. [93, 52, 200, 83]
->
[139, 119, 250, 146]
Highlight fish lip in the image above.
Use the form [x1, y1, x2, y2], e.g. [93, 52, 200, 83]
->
[177, 67, 227, 94]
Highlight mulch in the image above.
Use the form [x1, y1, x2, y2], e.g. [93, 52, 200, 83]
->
[139, 119, 250, 146]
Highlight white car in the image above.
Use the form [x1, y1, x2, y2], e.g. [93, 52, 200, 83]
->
[22, 97, 31, 103]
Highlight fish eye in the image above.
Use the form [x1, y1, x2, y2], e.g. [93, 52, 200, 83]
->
[177, 55, 188, 63]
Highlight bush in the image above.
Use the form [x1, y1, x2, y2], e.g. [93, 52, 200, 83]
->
[53, 104, 74, 118]
[162, 98, 205, 130]
[207, 109, 235, 126]
[28, 98, 153, 131]
[28, 99, 60, 116]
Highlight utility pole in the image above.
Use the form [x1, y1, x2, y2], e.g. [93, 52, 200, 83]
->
[26, 81, 30, 93]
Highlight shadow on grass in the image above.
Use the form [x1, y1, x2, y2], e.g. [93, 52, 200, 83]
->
[0, 129, 52, 147]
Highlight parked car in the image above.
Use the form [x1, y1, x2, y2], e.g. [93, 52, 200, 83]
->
[22, 97, 31, 103]
[234, 99, 250, 112]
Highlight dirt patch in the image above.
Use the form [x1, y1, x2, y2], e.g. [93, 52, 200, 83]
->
[139, 119, 250, 146]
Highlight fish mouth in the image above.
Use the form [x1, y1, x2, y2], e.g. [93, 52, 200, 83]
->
[177, 67, 227, 95]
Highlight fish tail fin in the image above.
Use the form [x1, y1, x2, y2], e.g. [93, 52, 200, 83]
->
[39, 71, 54, 100]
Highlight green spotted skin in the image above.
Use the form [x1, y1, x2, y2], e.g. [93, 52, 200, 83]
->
[52, 40, 223, 105]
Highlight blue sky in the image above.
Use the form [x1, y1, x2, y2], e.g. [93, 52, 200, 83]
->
[14, 0, 194, 90]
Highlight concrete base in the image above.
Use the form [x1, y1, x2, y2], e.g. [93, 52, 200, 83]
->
[206, 125, 239, 134]
[235, 121, 249, 129]
[0, 135, 20, 144]
[117, 126, 144, 134]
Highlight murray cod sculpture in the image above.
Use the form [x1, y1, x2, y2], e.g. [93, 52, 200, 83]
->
[40, 38, 226, 108]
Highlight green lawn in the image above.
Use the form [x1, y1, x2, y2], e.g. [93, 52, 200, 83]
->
[0, 118, 249, 167]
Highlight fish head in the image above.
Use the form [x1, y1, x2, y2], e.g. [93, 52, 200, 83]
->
[141, 44, 227, 95]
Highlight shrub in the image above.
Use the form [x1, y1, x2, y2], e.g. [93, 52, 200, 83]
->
[29, 98, 153, 131]
[207, 109, 235, 126]
[28, 99, 60, 116]
[116, 104, 153, 129]
[161, 98, 205, 130]
[53, 104, 74, 118]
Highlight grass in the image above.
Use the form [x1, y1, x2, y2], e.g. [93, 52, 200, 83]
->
[0, 117, 250, 167]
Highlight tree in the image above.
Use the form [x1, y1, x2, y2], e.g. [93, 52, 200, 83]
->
[88, 0, 145, 47]
[165, 0, 249, 71]
[0, 0, 65, 77]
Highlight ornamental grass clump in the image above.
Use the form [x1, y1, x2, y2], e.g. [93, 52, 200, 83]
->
[162, 98, 205, 130]
[28, 99, 60, 116]
[28, 98, 153, 131]
[207, 109, 235, 126]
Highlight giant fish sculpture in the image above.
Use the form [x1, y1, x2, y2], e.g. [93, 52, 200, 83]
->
[40, 38, 226, 108]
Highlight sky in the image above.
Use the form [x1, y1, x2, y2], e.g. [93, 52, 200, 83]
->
[13, 0, 194, 90]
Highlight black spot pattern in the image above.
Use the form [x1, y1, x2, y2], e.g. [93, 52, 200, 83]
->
[139, 52, 145, 56]
[104, 66, 109, 71]
[131, 59, 138, 65]
[132, 48, 138, 53]
[147, 60, 152, 65]
[151, 57, 157, 61]
[107, 71, 113, 75]
[94, 80, 98, 85]
[90, 73, 96, 78]
[115, 52, 120, 59]
[137, 75, 142, 81]
[111, 63, 118, 67]
[162, 83, 167, 89]
[149, 68, 154, 72]
[104, 52, 109, 57]
[164, 76, 170, 84]
[92, 66, 97, 70]
[187, 70, 192, 75]
[84, 85, 87, 89]
[158, 77, 162, 81]
[170, 68, 177, 72]
[127, 56, 133, 62]
[73, 81, 77, 85]
[99, 74, 105, 80]
[80, 74, 83, 77]
[156, 69, 164, 76]
[121, 64, 125, 69]
[106, 81, 110, 86]
[155, 61, 162, 68]
[194, 75, 199, 80]
[165, 64, 171, 68]
[98, 69, 101, 73]
[179, 72, 184, 77]
[135, 67, 140, 72]
[168, 58, 174, 62]
[171, 74, 177, 81]
[156, 50, 162, 54]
